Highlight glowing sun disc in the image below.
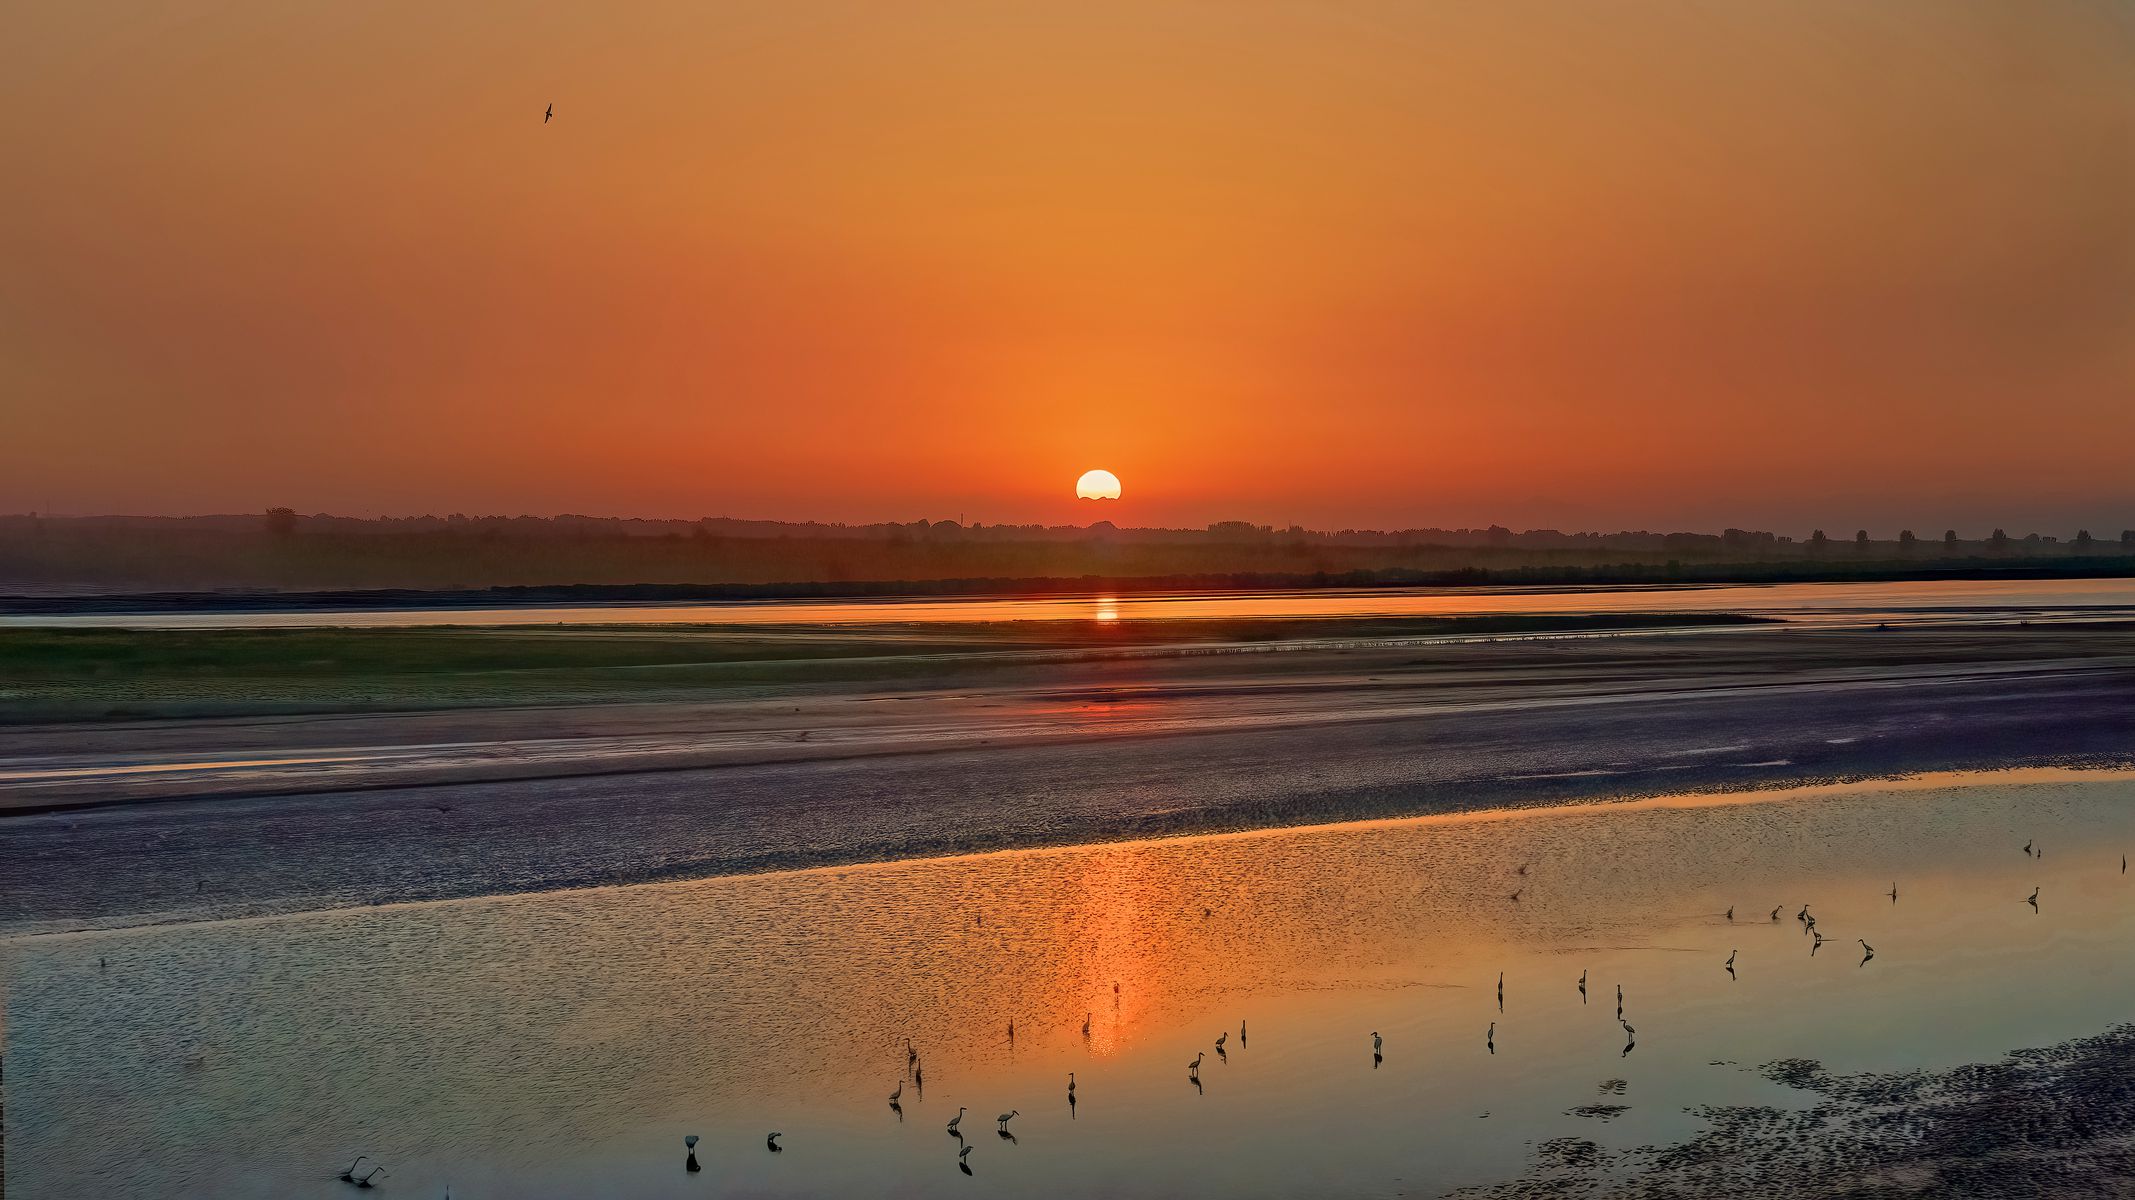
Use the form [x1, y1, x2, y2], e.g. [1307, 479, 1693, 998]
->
[1076, 469, 1122, 500]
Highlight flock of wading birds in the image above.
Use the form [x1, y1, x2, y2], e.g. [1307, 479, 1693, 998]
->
[325, 839, 2117, 1188]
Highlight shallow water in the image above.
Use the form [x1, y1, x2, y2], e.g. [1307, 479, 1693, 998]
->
[8, 771, 2135, 1198]
[10, 576, 2135, 629]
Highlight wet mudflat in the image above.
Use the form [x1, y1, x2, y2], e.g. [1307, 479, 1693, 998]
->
[8, 770, 2135, 1198]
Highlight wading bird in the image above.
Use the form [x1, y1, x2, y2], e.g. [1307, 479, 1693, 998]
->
[1067, 1072, 1076, 1097]
[890, 1081, 903, 1104]
[996, 1110, 1018, 1131]
[2028, 886, 2040, 909]
[1725, 949, 1737, 970]
[685, 1135, 700, 1173]
[946, 1108, 966, 1135]
[1889, 883, 1899, 901]
[907, 1040, 919, 1068]
[336, 1157, 368, 1182]
[1189, 1052, 1205, 1077]
[1486, 1022, 1495, 1051]
[1372, 1031, 1382, 1055]
[354, 1168, 386, 1189]
[1726, 906, 1734, 921]
[766, 1132, 782, 1152]
[1771, 906, 1782, 921]
[1216, 1032, 1227, 1053]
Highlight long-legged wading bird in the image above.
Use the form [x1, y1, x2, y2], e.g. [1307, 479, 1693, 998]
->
[1189, 1051, 1205, 1076]
[1889, 883, 1899, 901]
[996, 1110, 1018, 1131]
[947, 1107, 966, 1135]
[1487, 1021, 1495, 1051]
[1620, 1018, 1635, 1036]
[1725, 949, 1737, 970]
[907, 1039, 919, 1069]
[1726, 906, 1734, 921]
[890, 1081, 903, 1104]
[1216, 1032, 1227, 1053]
[2028, 886, 2040, 908]
[1067, 1072, 1076, 1097]
[686, 1135, 701, 1172]
[1372, 1031, 1382, 1055]
[336, 1157, 368, 1182]
[1771, 906, 1782, 921]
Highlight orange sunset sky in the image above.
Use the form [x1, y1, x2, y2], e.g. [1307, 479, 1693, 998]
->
[4, 2, 2132, 532]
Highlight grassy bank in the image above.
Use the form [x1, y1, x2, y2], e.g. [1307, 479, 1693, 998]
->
[0, 612, 1766, 722]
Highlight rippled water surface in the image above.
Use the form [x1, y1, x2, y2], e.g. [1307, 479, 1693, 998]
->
[8, 771, 2135, 1198]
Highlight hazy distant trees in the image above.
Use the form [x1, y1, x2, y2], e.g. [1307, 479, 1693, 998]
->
[2124, 530, 2135, 550]
[1810, 530, 1829, 553]
[264, 507, 298, 537]
[1898, 530, 1917, 553]
[1990, 528, 2011, 553]
[2075, 530, 2095, 552]
[1944, 530, 1959, 552]
[1854, 530, 1870, 551]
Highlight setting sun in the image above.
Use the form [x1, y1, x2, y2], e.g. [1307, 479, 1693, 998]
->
[1076, 469, 1122, 501]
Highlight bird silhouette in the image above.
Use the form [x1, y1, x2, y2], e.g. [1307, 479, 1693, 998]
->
[1486, 1022, 1495, 1053]
[890, 1081, 903, 1104]
[996, 1110, 1018, 1131]
[2028, 886, 2040, 909]
[1889, 883, 1899, 901]
[946, 1107, 966, 1135]
[1725, 949, 1737, 971]
[336, 1157, 368, 1182]
[543, 103, 552, 124]
[766, 1132, 782, 1152]
[685, 1135, 700, 1173]
[354, 1168, 387, 1189]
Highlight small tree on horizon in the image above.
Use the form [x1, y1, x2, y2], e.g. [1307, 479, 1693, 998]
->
[2075, 530, 2095, 552]
[1990, 528, 2011, 553]
[1899, 529, 1917, 552]
[264, 507, 298, 537]
[1810, 529, 1829, 555]
[1854, 529, 1870, 551]
[1944, 530, 1959, 552]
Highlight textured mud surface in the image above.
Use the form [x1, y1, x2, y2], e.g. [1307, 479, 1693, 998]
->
[1460, 1025, 2135, 1198]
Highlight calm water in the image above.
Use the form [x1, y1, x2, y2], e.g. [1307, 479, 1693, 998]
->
[9, 577, 2135, 630]
[8, 770, 2134, 1198]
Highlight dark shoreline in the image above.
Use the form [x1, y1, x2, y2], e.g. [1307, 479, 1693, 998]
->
[5, 558, 2134, 616]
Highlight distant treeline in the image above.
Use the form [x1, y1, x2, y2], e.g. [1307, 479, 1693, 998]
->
[1, 512, 2131, 596]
